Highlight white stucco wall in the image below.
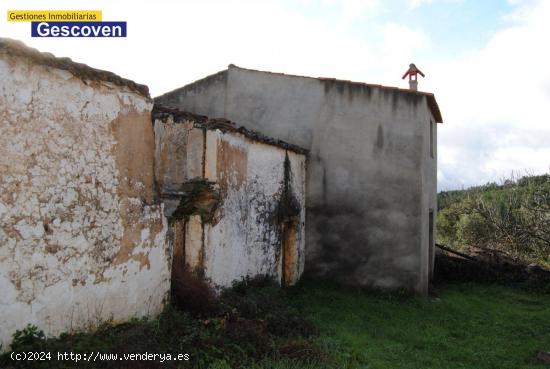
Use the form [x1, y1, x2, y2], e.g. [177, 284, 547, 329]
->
[153, 114, 306, 290]
[0, 46, 170, 350]
[203, 129, 306, 287]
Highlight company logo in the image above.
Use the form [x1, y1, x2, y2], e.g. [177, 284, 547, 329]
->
[7, 10, 102, 22]
[31, 22, 126, 37]
[6, 10, 127, 37]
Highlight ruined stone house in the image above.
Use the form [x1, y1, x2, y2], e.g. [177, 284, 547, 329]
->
[157, 64, 443, 295]
[0, 39, 306, 349]
[1, 37, 442, 349]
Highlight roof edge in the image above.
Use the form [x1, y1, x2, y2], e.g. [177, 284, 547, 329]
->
[152, 104, 309, 155]
[228, 64, 443, 123]
[0, 38, 150, 98]
[154, 69, 228, 101]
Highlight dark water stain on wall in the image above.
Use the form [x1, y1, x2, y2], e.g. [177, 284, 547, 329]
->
[277, 152, 302, 285]
[320, 79, 374, 102]
[278, 153, 301, 223]
[374, 124, 384, 154]
[307, 203, 369, 285]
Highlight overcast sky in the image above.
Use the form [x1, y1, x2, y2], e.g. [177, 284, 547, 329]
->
[2, 0, 549, 191]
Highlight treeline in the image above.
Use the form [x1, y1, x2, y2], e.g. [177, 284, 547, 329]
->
[437, 173, 550, 268]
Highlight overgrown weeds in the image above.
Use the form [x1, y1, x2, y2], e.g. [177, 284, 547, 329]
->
[0, 275, 326, 369]
[171, 268, 218, 316]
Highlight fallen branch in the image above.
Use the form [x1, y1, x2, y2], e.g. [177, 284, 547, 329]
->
[435, 243, 477, 262]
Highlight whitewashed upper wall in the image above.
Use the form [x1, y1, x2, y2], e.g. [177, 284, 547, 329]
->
[0, 42, 170, 349]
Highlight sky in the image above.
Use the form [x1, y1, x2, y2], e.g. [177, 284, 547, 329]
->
[2, 0, 549, 191]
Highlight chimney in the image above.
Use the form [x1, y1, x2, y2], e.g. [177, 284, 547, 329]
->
[402, 63, 425, 91]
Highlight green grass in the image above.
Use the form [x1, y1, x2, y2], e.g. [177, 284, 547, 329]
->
[2, 281, 549, 369]
[289, 281, 550, 369]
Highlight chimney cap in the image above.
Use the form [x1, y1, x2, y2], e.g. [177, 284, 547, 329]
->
[402, 63, 425, 80]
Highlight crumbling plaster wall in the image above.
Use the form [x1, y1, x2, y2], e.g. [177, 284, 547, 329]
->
[153, 115, 306, 288]
[203, 130, 306, 287]
[156, 65, 438, 294]
[0, 50, 170, 349]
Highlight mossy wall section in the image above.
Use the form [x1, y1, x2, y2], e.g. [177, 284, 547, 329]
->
[153, 115, 306, 289]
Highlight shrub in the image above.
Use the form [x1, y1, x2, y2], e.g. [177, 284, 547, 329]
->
[437, 173, 550, 267]
[0, 279, 322, 369]
[10, 325, 46, 352]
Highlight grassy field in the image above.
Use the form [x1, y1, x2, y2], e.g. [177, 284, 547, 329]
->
[2, 280, 549, 369]
[289, 281, 550, 369]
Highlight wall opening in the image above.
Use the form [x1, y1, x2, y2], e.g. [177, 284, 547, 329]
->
[430, 120, 434, 158]
[428, 208, 434, 279]
[170, 219, 186, 292]
[281, 220, 299, 286]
